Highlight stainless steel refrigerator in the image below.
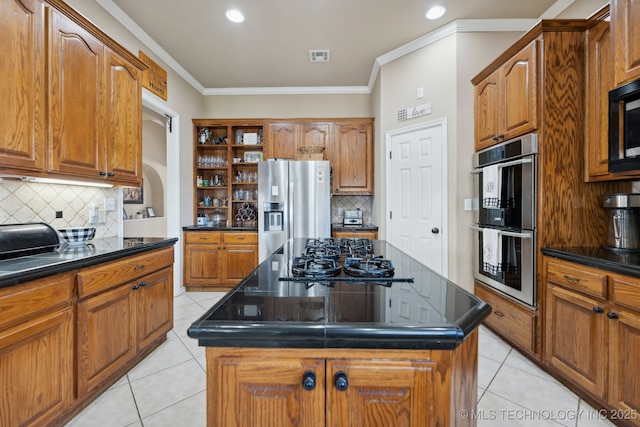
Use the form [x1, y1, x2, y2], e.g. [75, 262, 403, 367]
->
[258, 160, 331, 262]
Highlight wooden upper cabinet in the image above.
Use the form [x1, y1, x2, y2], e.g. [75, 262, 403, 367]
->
[474, 40, 538, 151]
[586, 17, 615, 180]
[48, 8, 105, 179]
[474, 71, 501, 149]
[105, 49, 142, 185]
[612, 0, 640, 86]
[265, 122, 331, 160]
[332, 120, 374, 195]
[266, 123, 298, 159]
[0, 0, 46, 173]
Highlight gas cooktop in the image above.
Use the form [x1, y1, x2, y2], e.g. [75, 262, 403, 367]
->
[281, 238, 412, 284]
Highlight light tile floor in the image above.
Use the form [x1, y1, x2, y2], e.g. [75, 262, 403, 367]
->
[66, 291, 617, 427]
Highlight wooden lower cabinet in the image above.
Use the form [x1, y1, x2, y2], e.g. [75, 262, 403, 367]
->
[183, 230, 258, 290]
[75, 247, 173, 398]
[0, 274, 74, 427]
[544, 256, 640, 426]
[332, 230, 378, 239]
[205, 330, 478, 427]
[474, 281, 539, 358]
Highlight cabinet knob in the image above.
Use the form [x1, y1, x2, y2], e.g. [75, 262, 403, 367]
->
[302, 370, 316, 391]
[592, 306, 604, 313]
[139, 281, 147, 287]
[132, 285, 139, 290]
[607, 312, 619, 319]
[497, 134, 505, 140]
[107, 172, 115, 177]
[98, 171, 107, 177]
[334, 371, 348, 391]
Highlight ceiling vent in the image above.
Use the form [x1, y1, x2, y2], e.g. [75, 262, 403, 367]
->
[309, 50, 330, 63]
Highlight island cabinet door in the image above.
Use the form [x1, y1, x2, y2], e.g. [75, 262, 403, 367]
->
[326, 359, 438, 427]
[210, 355, 325, 427]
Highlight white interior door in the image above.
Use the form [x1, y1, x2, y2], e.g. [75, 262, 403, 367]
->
[386, 119, 447, 276]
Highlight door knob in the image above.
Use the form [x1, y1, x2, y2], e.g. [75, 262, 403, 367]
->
[431, 227, 439, 234]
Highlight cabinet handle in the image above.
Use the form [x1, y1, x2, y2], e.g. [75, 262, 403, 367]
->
[494, 311, 505, 317]
[334, 371, 348, 391]
[98, 171, 107, 177]
[134, 264, 146, 271]
[592, 306, 604, 313]
[132, 285, 139, 290]
[607, 312, 619, 319]
[302, 370, 316, 391]
[492, 135, 500, 141]
[139, 281, 147, 287]
[563, 275, 580, 282]
[497, 134, 504, 140]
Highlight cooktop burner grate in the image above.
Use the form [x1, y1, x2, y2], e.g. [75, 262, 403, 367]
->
[343, 257, 395, 278]
[291, 257, 342, 277]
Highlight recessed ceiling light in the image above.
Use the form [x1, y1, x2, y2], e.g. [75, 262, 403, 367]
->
[425, 5, 446, 20]
[226, 9, 245, 23]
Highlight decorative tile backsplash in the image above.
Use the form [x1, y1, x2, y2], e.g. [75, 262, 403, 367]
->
[0, 180, 119, 238]
[331, 195, 373, 224]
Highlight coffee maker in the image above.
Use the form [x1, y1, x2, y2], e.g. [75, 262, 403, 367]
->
[603, 194, 640, 251]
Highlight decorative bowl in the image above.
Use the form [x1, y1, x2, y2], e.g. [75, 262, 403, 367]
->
[58, 227, 96, 246]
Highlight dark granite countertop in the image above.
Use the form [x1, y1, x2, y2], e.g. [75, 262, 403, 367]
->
[542, 247, 640, 278]
[331, 223, 378, 232]
[0, 237, 178, 289]
[188, 238, 491, 350]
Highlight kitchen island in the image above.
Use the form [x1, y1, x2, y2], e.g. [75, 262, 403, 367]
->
[189, 238, 490, 426]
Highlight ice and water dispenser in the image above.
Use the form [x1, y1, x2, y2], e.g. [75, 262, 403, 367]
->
[263, 202, 284, 232]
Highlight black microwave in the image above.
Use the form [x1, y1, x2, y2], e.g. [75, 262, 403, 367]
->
[609, 78, 640, 173]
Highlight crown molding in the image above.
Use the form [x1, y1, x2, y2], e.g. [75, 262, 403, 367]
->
[95, 0, 571, 96]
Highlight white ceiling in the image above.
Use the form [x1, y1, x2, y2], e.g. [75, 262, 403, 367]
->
[99, 0, 608, 94]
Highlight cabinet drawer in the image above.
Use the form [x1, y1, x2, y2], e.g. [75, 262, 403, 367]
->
[475, 282, 537, 355]
[0, 273, 73, 329]
[546, 258, 608, 298]
[77, 247, 174, 298]
[223, 232, 257, 244]
[185, 231, 222, 244]
[610, 273, 640, 312]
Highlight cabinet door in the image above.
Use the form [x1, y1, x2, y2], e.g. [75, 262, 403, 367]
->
[224, 244, 258, 283]
[545, 284, 607, 398]
[0, 0, 46, 172]
[326, 358, 437, 427]
[586, 19, 615, 180]
[0, 307, 73, 427]
[184, 243, 223, 286]
[266, 123, 298, 159]
[612, 0, 640, 86]
[105, 49, 142, 185]
[474, 70, 501, 151]
[332, 121, 374, 195]
[77, 284, 136, 396]
[608, 308, 640, 422]
[300, 122, 331, 152]
[136, 267, 173, 350]
[501, 40, 537, 141]
[48, 8, 105, 179]
[211, 356, 325, 427]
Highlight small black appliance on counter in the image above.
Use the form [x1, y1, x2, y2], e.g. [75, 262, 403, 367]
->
[0, 223, 60, 259]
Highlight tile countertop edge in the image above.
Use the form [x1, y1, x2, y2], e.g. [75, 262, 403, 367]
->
[542, 247, 640, 278]
[0, 237, 178, 289]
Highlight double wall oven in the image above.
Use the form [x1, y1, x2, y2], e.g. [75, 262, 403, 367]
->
[472, 134, 537, 307]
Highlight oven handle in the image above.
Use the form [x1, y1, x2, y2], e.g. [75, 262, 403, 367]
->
[471, 226, 533, 239]
[470, 157, 533, 174]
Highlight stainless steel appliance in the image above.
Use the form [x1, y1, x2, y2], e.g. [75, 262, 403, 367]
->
[472, 134, 537, 307]
[604, 193, 640, 251]
[609, 78, 640, 173]
[258, 160, 331, 262]
[343, 209, 363, 227]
